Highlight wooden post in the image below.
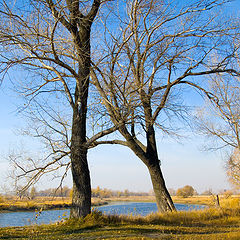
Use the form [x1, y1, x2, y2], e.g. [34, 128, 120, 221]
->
[216, 194, 220, 207]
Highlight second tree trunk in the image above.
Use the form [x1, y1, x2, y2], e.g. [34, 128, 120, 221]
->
[148, 162, 176, 212]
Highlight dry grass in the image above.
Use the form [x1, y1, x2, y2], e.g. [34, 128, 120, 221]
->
[105, 195, 156, 203]
[1, 205, 240, 239]
[173, 195, 240, 207]
[0, 196, 106, 211]
[105, 194, 239, 206]
[0, 196, 71, 211]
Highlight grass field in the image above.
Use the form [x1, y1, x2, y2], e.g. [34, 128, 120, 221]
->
[0, 206, 240, 239]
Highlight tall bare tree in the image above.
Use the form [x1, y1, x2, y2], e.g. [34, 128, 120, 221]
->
[91, 0, 240, 212]
[0, 0, 119, 218]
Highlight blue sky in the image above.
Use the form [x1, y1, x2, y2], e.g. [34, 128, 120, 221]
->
[0, 81, 231, 194]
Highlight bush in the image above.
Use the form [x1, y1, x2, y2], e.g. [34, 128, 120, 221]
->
[0, 195, 4, 203]
[176, 185, 195, 198]
[223, 190, 233, 199]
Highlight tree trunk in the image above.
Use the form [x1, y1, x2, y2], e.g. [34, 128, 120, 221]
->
[119, 124, 175, 213]
[70, 24, 91, 217]
[148, 162, 176, 212]
[145, 126, 176, 212]
[70, 103, 91, 218]
[70, 145, 91, 218]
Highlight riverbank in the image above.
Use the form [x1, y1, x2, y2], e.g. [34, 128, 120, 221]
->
[1, 195, 239, 212]
[0, 197, 107, 212]
[105, 194, 240, 207]
[1, 206, 240, 239]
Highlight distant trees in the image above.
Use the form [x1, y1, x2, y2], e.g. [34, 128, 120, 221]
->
[201, 189, 213, 196]
[92, 186, 111, 198]
[176, 185, 195, 198]
[227, 149, 240, 188]
[168, 189, 176, 196]
[9, 185, 150, 199]
[0, 195, 5, 203]
[14, 186, 72, 198]
[38, 186, 72, 197]
[91, 186, 149, 198]
[15, 186, 29, 200]
[30, 187, 37, 200]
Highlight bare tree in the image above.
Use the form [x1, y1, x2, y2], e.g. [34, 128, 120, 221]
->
[91, 0, 240, 212]
[196, 74, 240, 150]
[0, 0, 119, 218]
[227, 148, 240, 188]
[195, 69, 240, 188]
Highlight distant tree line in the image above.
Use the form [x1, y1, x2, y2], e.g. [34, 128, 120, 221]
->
[169, 186, 240, 198]
[7, 185, 240, 200]
[91, 186, 150, 199]
[168, 186, 197, 198]
[14, 186, 150, 199]
[15, 186, 72, 199]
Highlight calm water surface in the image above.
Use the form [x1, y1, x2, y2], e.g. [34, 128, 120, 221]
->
[0, 202, 206, 227]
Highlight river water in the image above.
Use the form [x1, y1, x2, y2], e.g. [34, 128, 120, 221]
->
[0, 202, 206, 227]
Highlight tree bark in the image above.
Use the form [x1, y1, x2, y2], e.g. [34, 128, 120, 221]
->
[68, 0, 100, 216]
[70, 93, 91, 218]
[70, 143, 91, 218]
[70, 20, 92, 218]
[145, 126, 176, 212]
[148, 162, 176, 212]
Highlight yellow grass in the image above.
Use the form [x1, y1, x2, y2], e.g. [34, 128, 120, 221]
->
[1, 205, 240, 239]
[0, 196, 106, 211]
[105, 194, 238, 206]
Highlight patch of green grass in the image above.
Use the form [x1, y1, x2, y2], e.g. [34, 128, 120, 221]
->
[1, 207, 240, 239]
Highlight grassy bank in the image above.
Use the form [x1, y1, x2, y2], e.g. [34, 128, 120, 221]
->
[1, 194, 238, 211]
[1, 206, 240, 239]
[105, 194, 239, 206]
[0, 197, 107, 212]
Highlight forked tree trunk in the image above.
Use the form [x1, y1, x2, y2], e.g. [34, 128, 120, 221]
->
[148, 162, 175, 212]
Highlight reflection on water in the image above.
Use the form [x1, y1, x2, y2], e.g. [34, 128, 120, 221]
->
[97, 202, 205, 216]
[0, 209, 69, 227]
[0, 202, 206, 227]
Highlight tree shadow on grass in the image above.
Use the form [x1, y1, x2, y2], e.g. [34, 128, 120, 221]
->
[0, 225, 237, 240]
[58, 225, 236, 239]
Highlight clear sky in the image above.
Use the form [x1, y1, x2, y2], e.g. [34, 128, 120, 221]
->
[0, 80, 231, 194]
